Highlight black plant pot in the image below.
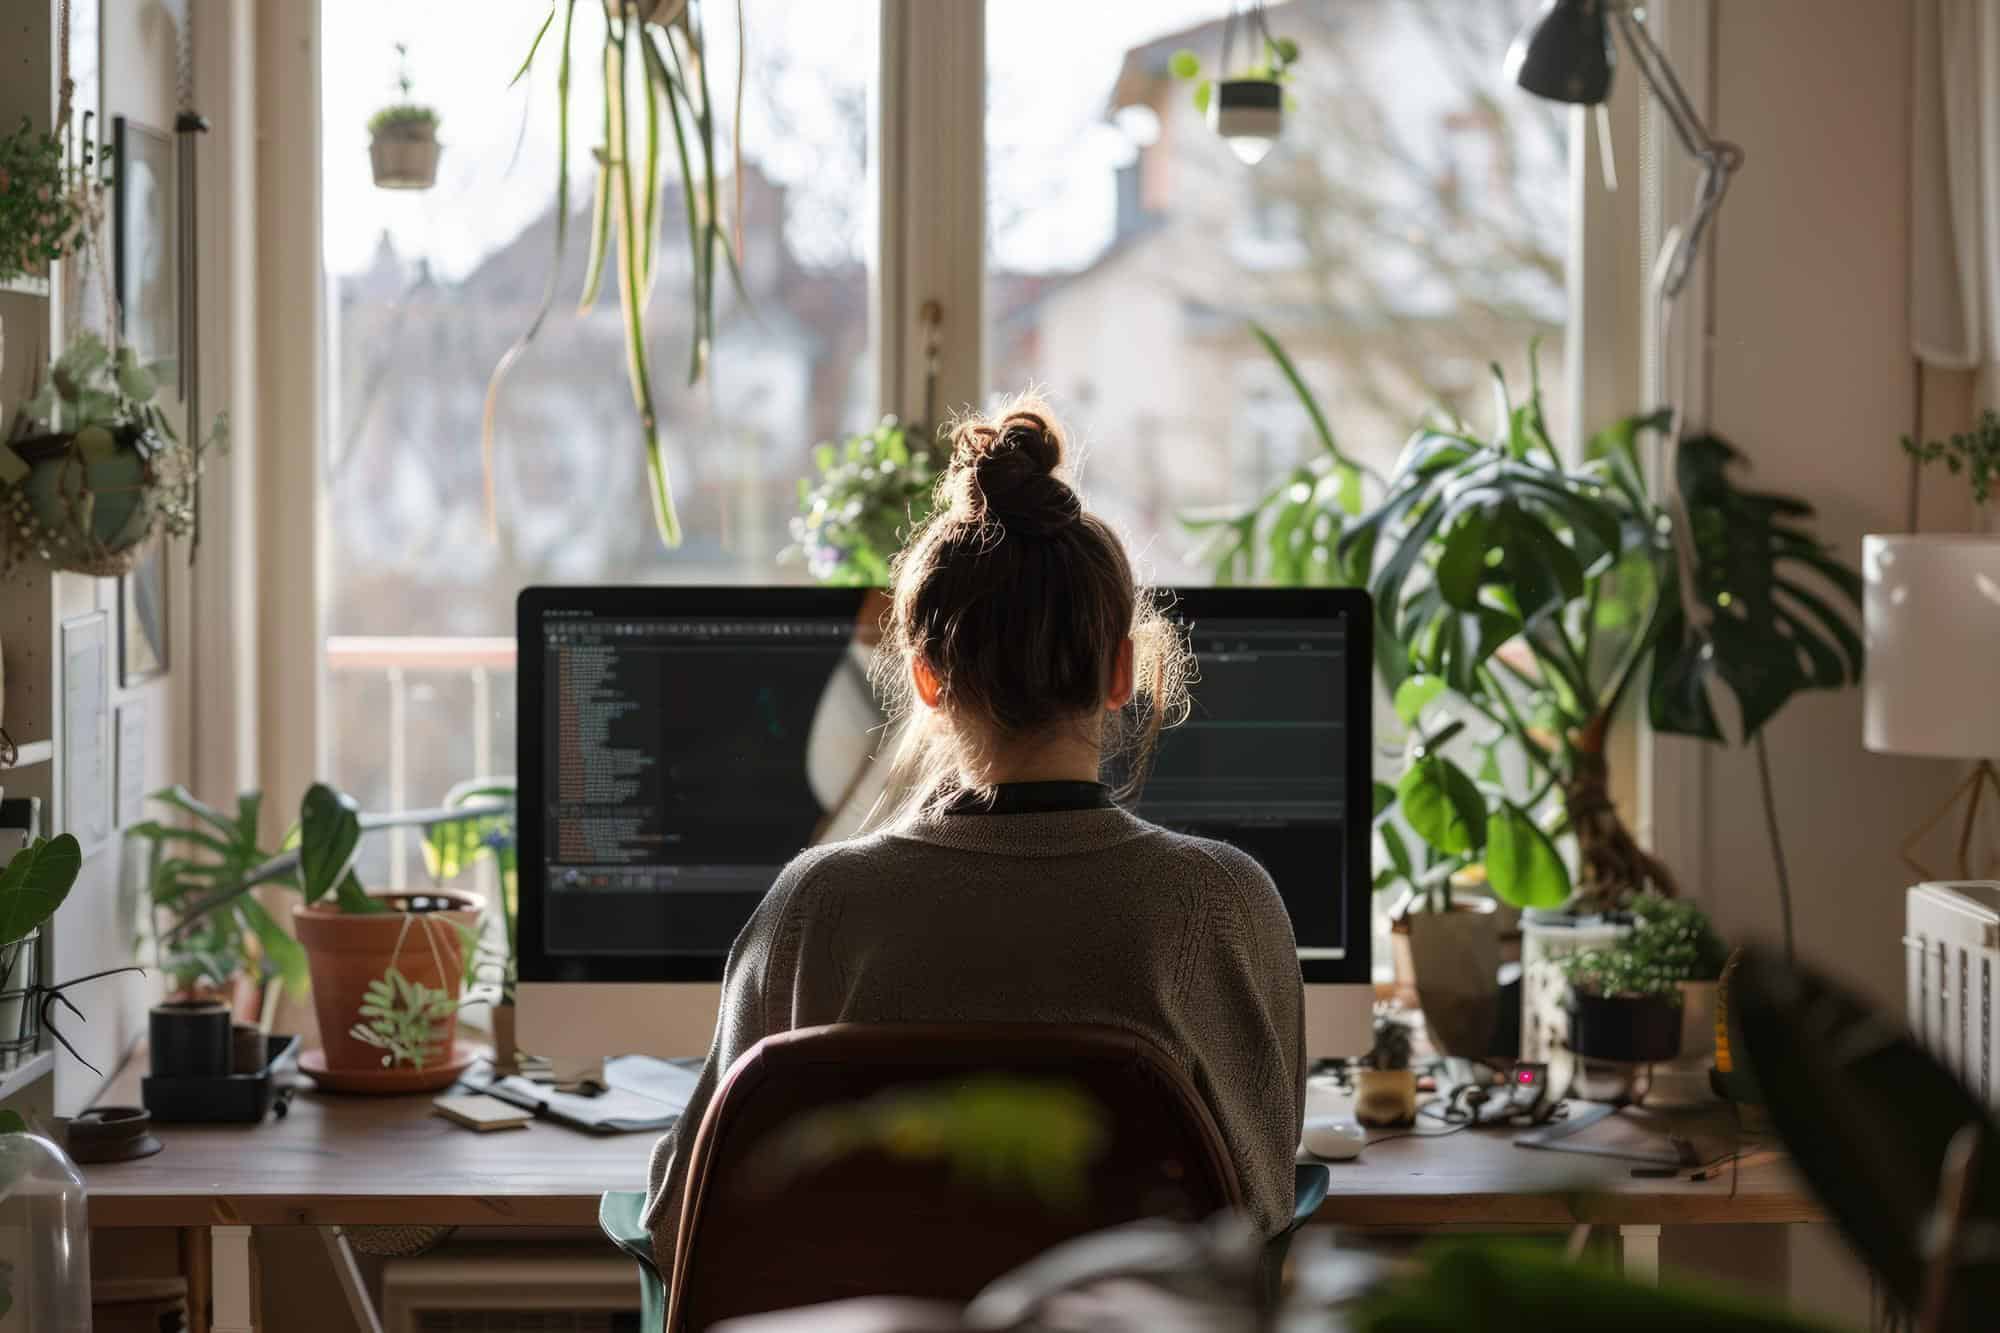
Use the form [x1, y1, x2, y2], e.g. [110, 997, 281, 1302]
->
[149, 999, 232, 1078]
[1568, 992, 1682, 1064]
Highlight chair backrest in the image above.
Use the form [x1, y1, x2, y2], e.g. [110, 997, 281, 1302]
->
[666, 1022, 1243, 1332]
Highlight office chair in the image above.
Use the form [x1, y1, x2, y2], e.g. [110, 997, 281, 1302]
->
[600, 1022, 1329, 1333]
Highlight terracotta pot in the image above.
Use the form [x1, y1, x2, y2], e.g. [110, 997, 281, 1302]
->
[231, 1023, 265, 1075]
[228, 973, 263, 1025]
[1401, 898, 1502, 1058]
[1390, 897, 1498, 1010]
[295, 891, 479, 1078]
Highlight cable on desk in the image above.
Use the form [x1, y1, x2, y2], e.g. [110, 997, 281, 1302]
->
[1353, 1121, 1473, 1156]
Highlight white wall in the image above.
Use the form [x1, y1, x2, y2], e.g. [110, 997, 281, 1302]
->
[1680, 0, 1968, 1318]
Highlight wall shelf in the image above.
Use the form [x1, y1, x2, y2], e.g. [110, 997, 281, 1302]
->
[0, 275, 50, 298]
[0, 1051, 53, 1105]
[2, 740, 53, 771]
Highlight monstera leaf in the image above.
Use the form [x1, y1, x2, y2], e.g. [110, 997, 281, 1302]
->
[1649, 435, 1864, 742]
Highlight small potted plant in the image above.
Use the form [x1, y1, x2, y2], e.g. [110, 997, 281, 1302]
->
[0, 332, 225, 576]
[1353, 1016, 1417, 1129]
[367, 44, 441, 191]
[130, 786, 305, 1077]
[152, 780, 511, 1093]
[1562, 945, 1684, 1069]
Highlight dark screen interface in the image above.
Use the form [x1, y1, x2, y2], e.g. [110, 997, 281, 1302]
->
[540, 610, 1350, 962]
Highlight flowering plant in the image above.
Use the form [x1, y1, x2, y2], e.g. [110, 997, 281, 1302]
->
[0, 118, 108, 285]
[786, 417, 939, 586]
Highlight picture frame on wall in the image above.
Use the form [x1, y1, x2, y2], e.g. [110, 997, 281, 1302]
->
[113, 116, 178, 385]
[119, 539, 169, 686]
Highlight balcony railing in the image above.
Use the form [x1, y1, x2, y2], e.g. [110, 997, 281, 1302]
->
[325, 636, 517, 891]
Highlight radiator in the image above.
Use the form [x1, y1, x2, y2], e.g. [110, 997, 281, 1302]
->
[1906, 881, 2000, 1106]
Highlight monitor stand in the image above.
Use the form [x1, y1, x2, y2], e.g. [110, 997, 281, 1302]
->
[516, 981, 721, 1085]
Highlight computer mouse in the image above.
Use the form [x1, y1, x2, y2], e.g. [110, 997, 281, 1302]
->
[1302, 1115, 1367, 1161]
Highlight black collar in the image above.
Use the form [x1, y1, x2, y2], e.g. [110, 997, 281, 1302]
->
[945, 781, 1115, 816]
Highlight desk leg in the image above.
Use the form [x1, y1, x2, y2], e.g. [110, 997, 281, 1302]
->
[211, 1225, 257, 1333]
[1619, 1224, 1662, 1286]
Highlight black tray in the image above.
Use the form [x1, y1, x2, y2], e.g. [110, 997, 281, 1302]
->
[142, 1034, 301, 1124]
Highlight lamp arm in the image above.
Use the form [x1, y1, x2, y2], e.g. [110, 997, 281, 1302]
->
[1613, 6, 1745, 298]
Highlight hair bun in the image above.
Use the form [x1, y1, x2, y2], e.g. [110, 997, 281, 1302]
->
[945, 404, 1081, 534]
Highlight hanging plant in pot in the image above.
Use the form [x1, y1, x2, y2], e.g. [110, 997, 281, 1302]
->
[0, 114, 109, 288]
[0, 332, 225, 577]
[367, 45, 442, 191]
[1168, 3, 1300, 167]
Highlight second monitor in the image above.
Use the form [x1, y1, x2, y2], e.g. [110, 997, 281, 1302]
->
[515, 586, 1372, 1071]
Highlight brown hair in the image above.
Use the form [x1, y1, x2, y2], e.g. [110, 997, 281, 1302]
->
[873, 396, 1191, 820]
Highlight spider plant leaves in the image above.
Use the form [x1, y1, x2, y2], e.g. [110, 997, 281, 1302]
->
[0, 835, 81, 950]
[1484, 800, 1571, 910]
[299, 783, 364, 908]
[484, 0, 580, 535]
[1397, 755, 1486, 857]
[512, 4, 559, 86]
[576, 34, 617, 313]
[1648, 434, 1864, 743]
[609, 15, 680, 548]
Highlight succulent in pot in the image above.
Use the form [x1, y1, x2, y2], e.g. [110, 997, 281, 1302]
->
[1354, 1017, 1418, 1128]
[0, 332, 225, 576]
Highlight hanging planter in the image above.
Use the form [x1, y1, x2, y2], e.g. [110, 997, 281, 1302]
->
[1169, 2, 1300, 166]
[367, 45, 442, 191]
[0, 333, 225, 577]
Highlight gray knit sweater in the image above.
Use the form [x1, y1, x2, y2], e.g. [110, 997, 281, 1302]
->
[641, 805, 1307, 1259]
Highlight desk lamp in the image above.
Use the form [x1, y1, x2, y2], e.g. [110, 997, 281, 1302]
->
[1863, 535, 2000, 879]
[1506, 1, 1745, 640]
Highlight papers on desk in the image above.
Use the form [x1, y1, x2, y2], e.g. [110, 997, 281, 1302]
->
[461, 1055, 700, 1134]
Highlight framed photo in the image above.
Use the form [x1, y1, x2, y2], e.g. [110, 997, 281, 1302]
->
[113, 117, 177, 382]
[119, 539, 169, 686]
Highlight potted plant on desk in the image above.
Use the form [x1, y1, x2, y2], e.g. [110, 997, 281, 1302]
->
[156, 781, 513, 1094]
[1353, 1016, 1418, 1129]
[1341, 350, 1862, 1064]
[1557, 894, 1726, 1099]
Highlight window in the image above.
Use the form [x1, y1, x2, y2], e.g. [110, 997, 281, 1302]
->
[984, 0, 1568, 583]
[319, 3, 877, 882]
[311, 1, 1573, 923]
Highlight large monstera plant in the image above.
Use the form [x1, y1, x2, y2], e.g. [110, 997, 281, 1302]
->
[1347, 354, 1862, 915]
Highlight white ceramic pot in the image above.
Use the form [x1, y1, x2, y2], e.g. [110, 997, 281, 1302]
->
[1519, 911, 1628, 1089]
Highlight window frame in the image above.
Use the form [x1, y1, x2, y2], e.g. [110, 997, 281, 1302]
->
[260, 0, 1646, 864]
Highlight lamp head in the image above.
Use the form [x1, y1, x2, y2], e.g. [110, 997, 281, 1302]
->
[1505, 0, 1614, 106]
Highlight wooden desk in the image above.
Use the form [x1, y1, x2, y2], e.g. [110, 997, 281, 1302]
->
[85, 1062, 1822, 1330]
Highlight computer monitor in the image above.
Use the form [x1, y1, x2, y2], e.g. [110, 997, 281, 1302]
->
[516, 586, 1373, 1076]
